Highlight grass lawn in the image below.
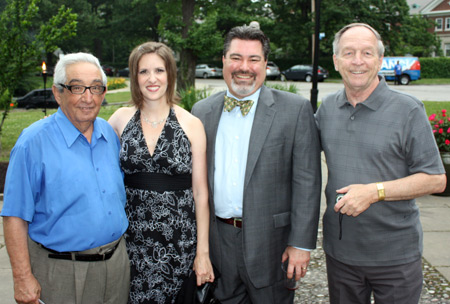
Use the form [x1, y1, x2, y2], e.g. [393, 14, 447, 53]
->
[1, 100, 449, 161]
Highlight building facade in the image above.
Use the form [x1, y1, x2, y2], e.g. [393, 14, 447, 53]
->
[409, 0, 450, 57]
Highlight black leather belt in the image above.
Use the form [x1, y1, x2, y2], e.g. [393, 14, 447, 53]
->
[217, 217, 242, 228]
[39, 241, 120, 262]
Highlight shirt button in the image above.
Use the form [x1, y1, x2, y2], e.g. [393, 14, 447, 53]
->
[108, 211, 112, 215]
[235, 135, 239, 140]
[96, 168, 99, 172]
[350, 116, 355, 120]
[102, 190, 106, 193]
[232, 182, 237, 186]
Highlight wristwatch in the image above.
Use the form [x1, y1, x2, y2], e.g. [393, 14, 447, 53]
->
[376, 183, 385, 201]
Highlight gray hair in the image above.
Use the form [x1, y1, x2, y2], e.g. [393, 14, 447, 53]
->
[53, 52, 107, 92]
[333, 23, 385, 57]
[223, 25, 270, 60]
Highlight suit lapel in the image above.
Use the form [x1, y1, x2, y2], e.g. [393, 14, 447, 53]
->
[205, 93, 226, 193]
[244, 86, 276, 189]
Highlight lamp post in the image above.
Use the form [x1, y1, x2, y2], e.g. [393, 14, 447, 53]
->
[42, 61, 47, 116]
[310, 0, 321, 113]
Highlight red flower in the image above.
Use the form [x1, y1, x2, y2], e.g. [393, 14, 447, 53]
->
[430, 109, 450, 152]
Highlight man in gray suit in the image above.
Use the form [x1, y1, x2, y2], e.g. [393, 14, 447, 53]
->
[191, 25, 321, 303]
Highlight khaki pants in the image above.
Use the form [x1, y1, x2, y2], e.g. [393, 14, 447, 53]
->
[28, 237, 130, 304]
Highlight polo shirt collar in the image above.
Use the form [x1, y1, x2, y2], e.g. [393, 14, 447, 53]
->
[337, 76, 388, 111]
[55, 108, 106, 147]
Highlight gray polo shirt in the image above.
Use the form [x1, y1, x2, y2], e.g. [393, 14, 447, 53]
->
[316, 78, 445, 266]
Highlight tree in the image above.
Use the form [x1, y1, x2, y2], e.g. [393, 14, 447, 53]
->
[157, 0, 224, 91]
[0, 0, 76, 153]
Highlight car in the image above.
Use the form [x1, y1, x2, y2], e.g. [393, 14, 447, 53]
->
[266, 61, 280, 80]
[195, 64, 222, 79]
[15, 88, 108, 109]
[16, 88, 58, 109]
[281, 64, 329, 82]
[102, 65, 115, 76]
[117, 67, 129, 77]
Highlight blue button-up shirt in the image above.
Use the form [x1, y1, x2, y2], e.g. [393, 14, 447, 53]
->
[214, 89, 261, 218]
[1, 108, 127, 252]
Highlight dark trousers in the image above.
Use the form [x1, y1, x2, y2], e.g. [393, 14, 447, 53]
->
[326, 254, 422, 304]
[214, 220, 294, 304]
[395, 75, 401, 85]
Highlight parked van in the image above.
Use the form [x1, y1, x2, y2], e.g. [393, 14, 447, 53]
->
[379, 57, 421, 85]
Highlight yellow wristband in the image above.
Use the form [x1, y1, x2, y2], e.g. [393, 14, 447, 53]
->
[376, 183, 385, 201]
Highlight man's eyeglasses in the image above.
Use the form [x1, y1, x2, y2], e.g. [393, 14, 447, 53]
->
[59, 83, 106, 95]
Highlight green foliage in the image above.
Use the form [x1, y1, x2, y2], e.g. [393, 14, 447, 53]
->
[0, 0, 77, 146]
[178, 86, 211, 112]
[420, 58, 450, 79]
[36, 5, 77, 54]
[265, 83, 299, 94]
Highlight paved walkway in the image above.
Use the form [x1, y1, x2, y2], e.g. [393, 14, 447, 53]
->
[0, 157, 449, 303]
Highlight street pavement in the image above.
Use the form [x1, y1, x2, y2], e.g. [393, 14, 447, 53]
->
[0, 154, 449, 303]
[193, 78, 450, 102]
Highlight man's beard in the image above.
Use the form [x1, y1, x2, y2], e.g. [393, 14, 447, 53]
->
[230, 71, 256, 97]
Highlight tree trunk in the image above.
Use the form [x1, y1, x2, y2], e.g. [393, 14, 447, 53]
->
[177, 0, 196, 92]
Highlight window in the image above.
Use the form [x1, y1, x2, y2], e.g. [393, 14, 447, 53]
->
[445, 44, 450, 57]
[436, 18, 443, 31]
[446, 17, 450, 31]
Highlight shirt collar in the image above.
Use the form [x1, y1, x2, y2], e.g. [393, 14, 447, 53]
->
[337, 76, 388, 111]
[55, 108, 106, 147]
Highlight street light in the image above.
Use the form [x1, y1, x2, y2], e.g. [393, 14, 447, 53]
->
[310, 0, 321, 113]
[42, 61, 47, 116]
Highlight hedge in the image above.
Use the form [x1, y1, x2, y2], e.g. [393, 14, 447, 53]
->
[419, 57, 450, 79]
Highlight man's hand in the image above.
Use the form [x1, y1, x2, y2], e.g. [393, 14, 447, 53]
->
[281, 246, 310, 281]
[13, 273, 41, 304]
[334, 184, 378, 216]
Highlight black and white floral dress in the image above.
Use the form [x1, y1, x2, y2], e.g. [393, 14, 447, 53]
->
[120, 108, 196, 304]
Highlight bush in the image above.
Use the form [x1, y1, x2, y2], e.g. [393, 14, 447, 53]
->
[420, 57, 450, 79]
[107, 78, 127, 90]
[265, 83, 299, 94]
[178, 87, 211, 112]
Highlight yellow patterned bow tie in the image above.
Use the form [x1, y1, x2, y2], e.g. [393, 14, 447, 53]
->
[223, 95, 254, 116]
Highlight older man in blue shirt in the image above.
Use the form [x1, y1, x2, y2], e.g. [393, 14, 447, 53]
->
[1, 53, 129, 304]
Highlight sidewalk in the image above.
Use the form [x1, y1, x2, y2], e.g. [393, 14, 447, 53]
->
[0, 164, 449, 303]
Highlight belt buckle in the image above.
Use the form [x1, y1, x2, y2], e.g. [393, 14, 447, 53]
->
[233, 218, 242, 228]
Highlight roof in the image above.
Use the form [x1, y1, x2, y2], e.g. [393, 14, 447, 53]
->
[406, 0, 434, 14]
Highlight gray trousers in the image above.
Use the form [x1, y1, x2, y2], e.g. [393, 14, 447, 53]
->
[214, 220, 294, 304]
[28, 237, 130, 304]
[326, 254, 422, 304]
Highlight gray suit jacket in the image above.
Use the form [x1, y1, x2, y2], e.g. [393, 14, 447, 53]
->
[191, 85, 321, 288]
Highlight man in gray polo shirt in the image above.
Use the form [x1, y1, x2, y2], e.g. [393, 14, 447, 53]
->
[316, 23, 447, 304]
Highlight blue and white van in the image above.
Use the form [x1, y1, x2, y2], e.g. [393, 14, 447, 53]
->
[379, 57, 421, 85]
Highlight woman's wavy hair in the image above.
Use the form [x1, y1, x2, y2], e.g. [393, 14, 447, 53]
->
[128, 41, 179, 108]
